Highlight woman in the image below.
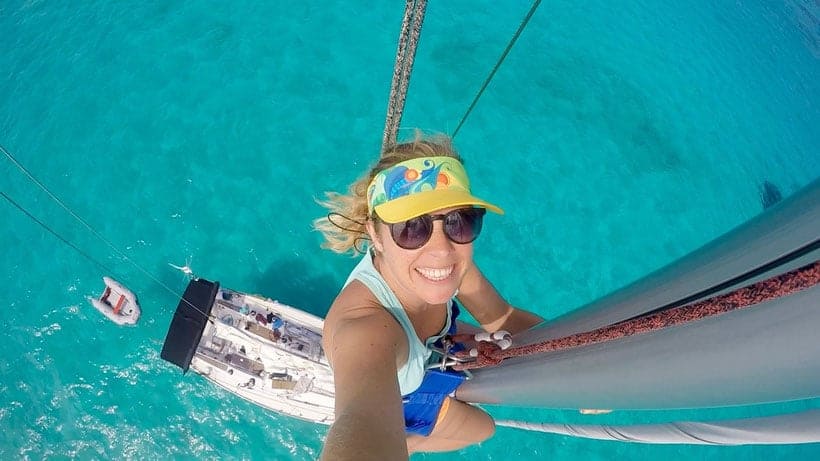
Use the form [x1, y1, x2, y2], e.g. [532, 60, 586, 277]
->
[315, 134, 543, 460]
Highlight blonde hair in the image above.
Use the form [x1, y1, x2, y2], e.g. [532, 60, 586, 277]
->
[314, 132, 462, 255]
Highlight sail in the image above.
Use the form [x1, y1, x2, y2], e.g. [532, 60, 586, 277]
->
[458, 179, 820, 409]
[497, 409, 820, 445]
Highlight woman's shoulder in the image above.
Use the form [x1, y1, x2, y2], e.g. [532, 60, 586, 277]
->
[323, 280, 407, 365]
[327, 279, 385, 321]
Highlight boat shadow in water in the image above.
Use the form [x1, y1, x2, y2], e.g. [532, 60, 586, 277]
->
[253, 257, 339, 319]
[760, 180, 783, 210]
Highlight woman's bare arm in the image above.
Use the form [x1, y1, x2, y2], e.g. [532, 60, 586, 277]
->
[320, 284, 409, 461]
[456, 263, 544, 334]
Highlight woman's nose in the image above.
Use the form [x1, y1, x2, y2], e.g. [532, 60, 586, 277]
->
[424, 221, 454, 252]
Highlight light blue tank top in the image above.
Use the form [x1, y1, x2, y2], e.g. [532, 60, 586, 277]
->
[344, 252, 453, 396]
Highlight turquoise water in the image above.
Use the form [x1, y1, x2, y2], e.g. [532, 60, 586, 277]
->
[2, 0, 818, 459]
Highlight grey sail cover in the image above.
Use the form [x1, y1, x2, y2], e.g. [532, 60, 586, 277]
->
[496, 409, 820, 445]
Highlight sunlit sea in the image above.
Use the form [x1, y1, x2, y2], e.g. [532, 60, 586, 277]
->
[2, 1, 818, 459]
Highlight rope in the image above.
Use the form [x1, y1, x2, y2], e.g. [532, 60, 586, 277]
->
[2, 191, 116, 275]
[381, 0, 427, 153]
[452, 0, 542, 138]
[453, 258, 820, 370]
[1, 143, 215, 324]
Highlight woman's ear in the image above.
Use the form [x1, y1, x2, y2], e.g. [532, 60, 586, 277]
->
[365, 219, 385, 253]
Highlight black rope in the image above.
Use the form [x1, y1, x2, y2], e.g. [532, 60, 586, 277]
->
[1, 143, 186, 296]
[3, 186, 220, 324]
[452, 0, 542, 138]
[327, 212, 372, 254]
[2, 191, 116, 274]
[1, 143, 216, 325]
[1, 144, 139, 270]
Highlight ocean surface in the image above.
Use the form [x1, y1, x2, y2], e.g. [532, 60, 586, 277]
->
[2, 1, 818, 459]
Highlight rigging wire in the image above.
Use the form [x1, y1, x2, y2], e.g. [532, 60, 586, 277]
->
[452, 0, 542, 139]
[1, 143, 215, 324]
[2, 191, 116, 275]
[381, 0, 428, 153]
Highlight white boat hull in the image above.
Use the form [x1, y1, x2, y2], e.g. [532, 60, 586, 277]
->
[161, 279, 336, 424]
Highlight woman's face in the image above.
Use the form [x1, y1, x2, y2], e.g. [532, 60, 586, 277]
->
[368, 207, 475, 308]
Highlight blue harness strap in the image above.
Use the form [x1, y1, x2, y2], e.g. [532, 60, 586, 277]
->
[403, 300, 467, 436]
[403, 369, 466, 435]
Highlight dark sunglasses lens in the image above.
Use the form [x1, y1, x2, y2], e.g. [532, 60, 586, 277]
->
[391, 216, 433, 249]
[444, 208, 485, 244]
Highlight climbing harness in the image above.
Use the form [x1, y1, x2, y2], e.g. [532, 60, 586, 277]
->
[403, 369, 465, 436]
[429, 330, 513, 372]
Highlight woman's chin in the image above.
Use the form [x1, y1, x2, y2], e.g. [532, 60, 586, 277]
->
[417, 282, 458, 304]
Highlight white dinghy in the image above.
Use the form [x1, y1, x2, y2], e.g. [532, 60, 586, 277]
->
[89, 276, 141, 325]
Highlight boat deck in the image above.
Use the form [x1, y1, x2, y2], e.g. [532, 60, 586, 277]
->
[186, 285, 335, 424]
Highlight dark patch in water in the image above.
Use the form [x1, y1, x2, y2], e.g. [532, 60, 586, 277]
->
[520, 52, 683, 174]
[760, 180, 783, 209]
[253, 257, 340, 318]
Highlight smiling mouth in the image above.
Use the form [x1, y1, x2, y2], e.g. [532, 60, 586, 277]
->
[416, 266, 454, 282]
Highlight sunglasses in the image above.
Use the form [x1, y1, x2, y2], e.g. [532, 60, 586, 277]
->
[385, 208, 486, 250]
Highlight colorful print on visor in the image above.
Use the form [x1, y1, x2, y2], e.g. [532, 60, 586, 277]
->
[367, 156, 503, 223]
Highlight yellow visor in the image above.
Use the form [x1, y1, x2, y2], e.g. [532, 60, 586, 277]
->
[366, 156, 503, 223]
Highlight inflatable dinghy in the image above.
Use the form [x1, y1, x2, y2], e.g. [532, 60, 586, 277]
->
[89, 276, 141, 326]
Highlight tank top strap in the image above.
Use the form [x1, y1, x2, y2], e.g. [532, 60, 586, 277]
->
[345, 252, 454, 395]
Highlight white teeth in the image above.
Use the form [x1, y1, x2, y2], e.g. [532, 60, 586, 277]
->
[417, 266, 453, 281]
